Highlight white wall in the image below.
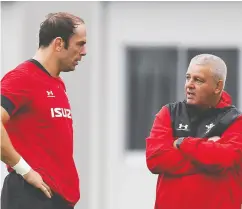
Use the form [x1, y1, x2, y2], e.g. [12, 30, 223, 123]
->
[1, 2, 26, 73]
[1, 0, 26, 189]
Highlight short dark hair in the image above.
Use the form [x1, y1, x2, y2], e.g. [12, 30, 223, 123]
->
[39, 12, 85, 49]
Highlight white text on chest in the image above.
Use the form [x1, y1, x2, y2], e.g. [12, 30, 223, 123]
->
[50, 108, 72, 119]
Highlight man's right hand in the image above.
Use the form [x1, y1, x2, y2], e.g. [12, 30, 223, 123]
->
[23, 169, 53, 198]
[208, 136, 220, 142]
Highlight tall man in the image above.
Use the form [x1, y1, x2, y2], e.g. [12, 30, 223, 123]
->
[1, 12, 86, 209]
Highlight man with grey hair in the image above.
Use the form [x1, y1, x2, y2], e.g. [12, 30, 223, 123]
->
[146, 54, 242, 209]
[190, 54, 227, 88]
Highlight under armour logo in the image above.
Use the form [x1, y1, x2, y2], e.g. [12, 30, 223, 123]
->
[46, 90, 55, 98]
[205, 123, 215, 133]
[177, 123, 189, 131]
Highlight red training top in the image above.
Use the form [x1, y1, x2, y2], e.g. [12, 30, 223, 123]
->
[1, 59, 80, 206]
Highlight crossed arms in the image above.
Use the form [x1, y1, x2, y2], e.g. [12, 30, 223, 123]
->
[146, 106, 242, 175]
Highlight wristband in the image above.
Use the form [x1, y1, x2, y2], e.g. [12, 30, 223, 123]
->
[12, 157, 31, 176]
[176, 137, 185, 149]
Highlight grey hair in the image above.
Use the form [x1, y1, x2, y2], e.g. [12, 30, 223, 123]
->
[189, 54, 227, 88]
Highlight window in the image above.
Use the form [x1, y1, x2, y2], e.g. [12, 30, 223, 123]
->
[125, 47, 178, 150]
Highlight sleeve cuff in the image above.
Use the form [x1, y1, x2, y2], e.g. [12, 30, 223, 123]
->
[176, 137, 185, 149]
[1, 95, 15, 116]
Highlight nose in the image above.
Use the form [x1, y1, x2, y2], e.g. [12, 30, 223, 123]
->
[80, 45, 87, 56]
[185, 79, 195, 90]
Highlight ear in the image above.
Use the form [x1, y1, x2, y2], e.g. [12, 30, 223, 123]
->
[53, 37, 64, 52]
[214, 80, 223, 95]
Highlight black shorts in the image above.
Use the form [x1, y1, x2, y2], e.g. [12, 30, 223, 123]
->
[1, 172, 74, 209]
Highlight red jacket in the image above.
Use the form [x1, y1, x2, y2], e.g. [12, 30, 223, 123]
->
[146, 92, 242, 209]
